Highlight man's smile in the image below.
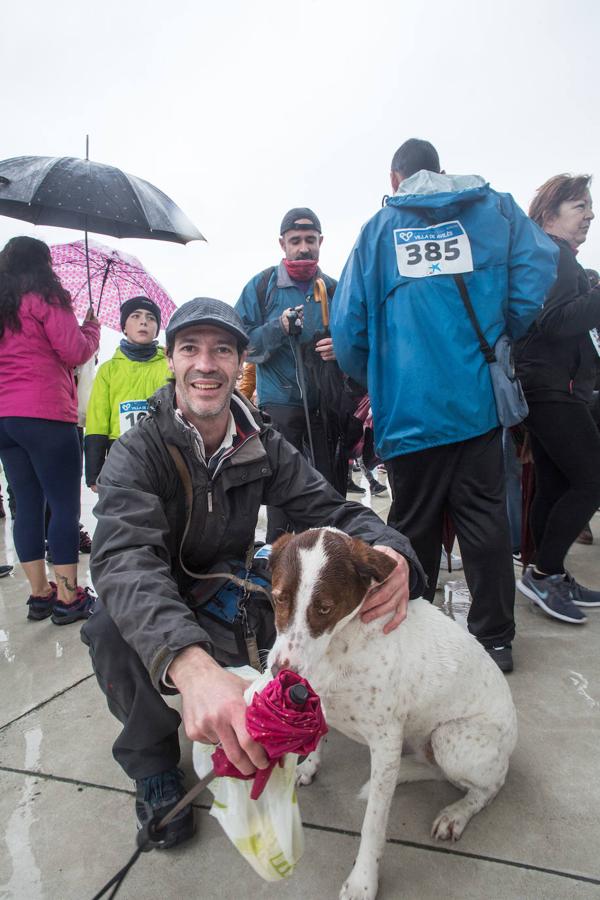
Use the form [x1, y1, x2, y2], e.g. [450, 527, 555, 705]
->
[188, 378, 223, 392]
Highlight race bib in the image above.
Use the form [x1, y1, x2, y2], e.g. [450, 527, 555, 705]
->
[119, 400, 148, 434]
[394, 220, 474, 278]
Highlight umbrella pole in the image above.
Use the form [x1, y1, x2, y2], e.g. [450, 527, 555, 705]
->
[96, 258, 112, 316]
[84, 227, 93, 310]
[84, 136, 93, 310]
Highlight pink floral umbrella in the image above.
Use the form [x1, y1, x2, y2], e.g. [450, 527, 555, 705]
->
[50, 238, 176, 332]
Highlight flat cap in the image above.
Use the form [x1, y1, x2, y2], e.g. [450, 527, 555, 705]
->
[165, 297, 249, 348]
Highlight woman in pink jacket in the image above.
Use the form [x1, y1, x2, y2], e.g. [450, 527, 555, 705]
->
[0, 236, 100, 623]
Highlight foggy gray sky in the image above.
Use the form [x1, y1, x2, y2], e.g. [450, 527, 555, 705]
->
[2, 0, 598, 358]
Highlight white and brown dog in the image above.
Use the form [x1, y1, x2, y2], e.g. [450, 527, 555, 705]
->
[267, 528, 517, 900]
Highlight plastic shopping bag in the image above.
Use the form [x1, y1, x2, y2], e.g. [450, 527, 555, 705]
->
[192, 667, 304, 882]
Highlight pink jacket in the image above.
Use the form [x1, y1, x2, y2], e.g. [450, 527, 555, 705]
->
[0, 293, 101, 423]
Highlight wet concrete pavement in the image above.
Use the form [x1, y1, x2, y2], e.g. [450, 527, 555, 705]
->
[1, 473, 599, 899]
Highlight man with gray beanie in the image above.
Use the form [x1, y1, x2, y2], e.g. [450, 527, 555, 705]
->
[82, 296, 425, 850]
[235, 209, 345, 542]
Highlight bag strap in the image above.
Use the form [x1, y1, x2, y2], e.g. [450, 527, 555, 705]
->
[165, 442, 271, 600]
[453, 274, 496, 365]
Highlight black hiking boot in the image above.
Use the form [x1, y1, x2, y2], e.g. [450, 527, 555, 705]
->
[135, 767, 195, 850]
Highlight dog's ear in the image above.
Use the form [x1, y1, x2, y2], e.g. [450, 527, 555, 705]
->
[268, 532, 294, 571]
[348, 539, 397, 585]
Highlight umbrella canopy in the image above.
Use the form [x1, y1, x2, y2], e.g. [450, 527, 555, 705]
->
[51, 239, 176, 331]
[0, 155, 204, 244]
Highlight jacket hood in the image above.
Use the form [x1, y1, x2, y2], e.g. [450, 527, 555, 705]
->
[387, 171, 489, 214]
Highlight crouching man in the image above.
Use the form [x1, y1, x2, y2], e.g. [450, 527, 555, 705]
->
[82, 297, 425, 848]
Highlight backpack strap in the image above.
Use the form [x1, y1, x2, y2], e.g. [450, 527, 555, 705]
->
[256, 266, 277, 319]
[322, 274, 337, 299]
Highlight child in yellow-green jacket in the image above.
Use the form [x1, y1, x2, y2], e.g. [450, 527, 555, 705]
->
[84, 297, 170, 490]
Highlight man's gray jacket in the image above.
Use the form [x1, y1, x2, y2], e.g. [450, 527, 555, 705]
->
[91, 382, 425, 689]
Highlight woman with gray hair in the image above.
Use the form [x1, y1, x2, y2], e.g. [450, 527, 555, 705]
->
[516, 174, 600, 624]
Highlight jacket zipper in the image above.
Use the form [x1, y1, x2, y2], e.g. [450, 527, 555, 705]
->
[207, 480, 213, 513]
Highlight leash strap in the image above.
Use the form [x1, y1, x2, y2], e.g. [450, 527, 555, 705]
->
[156, 769, 216, 830]
[90, 770, 217, 900]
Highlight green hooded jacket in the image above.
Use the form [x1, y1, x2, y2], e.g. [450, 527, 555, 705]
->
[84, 346, 170, 485]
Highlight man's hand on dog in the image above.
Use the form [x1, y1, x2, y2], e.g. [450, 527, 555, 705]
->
[169, 646, 269, 775]
[360, 546, 410, 634]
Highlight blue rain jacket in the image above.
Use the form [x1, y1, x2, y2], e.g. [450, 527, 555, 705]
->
[330, 172, 558, 459]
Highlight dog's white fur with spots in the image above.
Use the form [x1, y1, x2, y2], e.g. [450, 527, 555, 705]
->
[267, 528, 517, 900]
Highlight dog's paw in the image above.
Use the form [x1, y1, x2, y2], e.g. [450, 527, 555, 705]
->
[431, 808, 467, 841]
[339, 867, 378, 900]
[296, 752, 320, 786]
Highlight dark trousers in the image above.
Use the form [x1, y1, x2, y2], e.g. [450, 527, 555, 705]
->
[526, 401, 600, 574]
[82, 596, 277, 780]
[385, 429, 515, 648]
[81, 601, 183, 779]
[262, 403, 335, 543]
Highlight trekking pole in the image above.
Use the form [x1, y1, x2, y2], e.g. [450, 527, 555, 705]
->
[287, 310, 316, 468]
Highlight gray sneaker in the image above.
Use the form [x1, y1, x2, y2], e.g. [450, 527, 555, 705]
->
[565, 571, 600, 608]
[517, 567, 587, 624]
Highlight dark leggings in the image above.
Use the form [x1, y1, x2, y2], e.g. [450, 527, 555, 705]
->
[0, 417, 82, 564]
[526, 401, 600, 574]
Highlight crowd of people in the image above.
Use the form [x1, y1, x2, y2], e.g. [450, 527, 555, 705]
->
[1, 136, 599, 850]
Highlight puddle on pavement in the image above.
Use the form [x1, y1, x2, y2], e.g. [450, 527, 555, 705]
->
[441, 579, 472, 630]
[0, 628, 15, 664]
[568, 670, 600, 712]
[2, 727, 43, 897]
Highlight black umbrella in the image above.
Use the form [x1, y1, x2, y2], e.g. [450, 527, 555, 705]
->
[0, 148, 204, 307]
[0, 154, 204, 244]
[302, 279, 364, 496]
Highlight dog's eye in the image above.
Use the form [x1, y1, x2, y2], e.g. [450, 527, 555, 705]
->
[273, 591, 288, 606]
[317, 605, 333, 616]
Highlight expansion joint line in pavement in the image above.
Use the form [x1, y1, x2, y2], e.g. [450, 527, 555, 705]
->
[1, 764, 599, 888]
[302, 821, 600, 887]
[0, 673, 94, 732]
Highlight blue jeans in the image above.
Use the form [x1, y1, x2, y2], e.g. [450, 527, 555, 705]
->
[0, 418, 81, 564]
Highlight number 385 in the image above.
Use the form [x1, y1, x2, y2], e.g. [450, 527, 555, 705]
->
[404, 238, 460, 265]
